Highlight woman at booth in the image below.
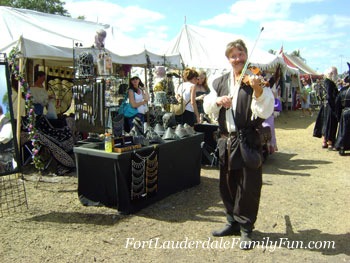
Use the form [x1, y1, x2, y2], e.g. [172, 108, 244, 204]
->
[125, 76, 149, 132]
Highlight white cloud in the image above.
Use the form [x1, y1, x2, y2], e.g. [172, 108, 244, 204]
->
[332, 15, 350, 29]
[65, 1, 165, 34]
[64, 0, 169, 52]
[200, 0, 291, 27]
[199, 13, 246, 28]
[198, 0, 328, 29]
[261, 13, 349, 43]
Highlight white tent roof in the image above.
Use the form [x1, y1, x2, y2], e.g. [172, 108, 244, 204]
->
[111, 49, 181, 68]
[164, 24, 284, 72]
[11, 37, 74, 64]
[0, 6, 109, 54]
[0, 7, 181, 67]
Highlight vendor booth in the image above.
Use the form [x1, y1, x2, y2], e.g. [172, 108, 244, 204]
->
[74, 133, 204, 214]
[1, 7, 207, 214]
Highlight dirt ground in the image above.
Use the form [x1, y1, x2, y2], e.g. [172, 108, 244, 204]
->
[0, 110, 349, 263]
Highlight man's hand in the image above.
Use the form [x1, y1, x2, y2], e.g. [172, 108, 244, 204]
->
[248, 75, 263, 98]
[216, 96, 232, 109]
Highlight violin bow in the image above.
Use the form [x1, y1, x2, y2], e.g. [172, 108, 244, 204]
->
[237, 27, 265, 87]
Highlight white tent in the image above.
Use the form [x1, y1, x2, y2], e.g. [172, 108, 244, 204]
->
[164, 24, 287, 73]
[0, 7, 181, 67]
[110, 49, 182, 68]
[0, 7, 110, 63]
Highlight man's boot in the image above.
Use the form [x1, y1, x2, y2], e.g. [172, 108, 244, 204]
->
[239, 225, 254, 250]
[212, 222, 240, 237]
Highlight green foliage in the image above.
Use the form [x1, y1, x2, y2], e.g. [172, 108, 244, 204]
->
[291, 49, 306, 63]
[291, 49, 301, 57]
[8, 47, 45, 171]
[1, 0, 70, 16]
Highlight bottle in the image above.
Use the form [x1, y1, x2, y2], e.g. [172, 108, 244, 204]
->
[104, 133, 113, 153]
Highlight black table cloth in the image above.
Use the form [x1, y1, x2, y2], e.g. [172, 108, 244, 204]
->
[74, 133, 204, 214]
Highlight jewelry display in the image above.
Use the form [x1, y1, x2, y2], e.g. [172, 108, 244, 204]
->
[131, 149, 159, 199]
[145, 153, 158, 194]
[73, 79, 105, 134]
[131, 158, 146, 200]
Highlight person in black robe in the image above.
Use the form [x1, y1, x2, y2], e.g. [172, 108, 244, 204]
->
[313, 66, 339, 149]
[335, 76, 350, 155]
[203, 39, 274, 250]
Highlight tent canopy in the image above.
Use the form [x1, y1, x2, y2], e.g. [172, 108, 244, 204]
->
[281, 53, 319, 76]
[0, 6, 109, 52]
[164, 24, 284, 72]
[0, 6, 181, 67]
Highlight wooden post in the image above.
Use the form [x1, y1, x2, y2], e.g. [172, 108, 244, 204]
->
[16, 56, 23, 153]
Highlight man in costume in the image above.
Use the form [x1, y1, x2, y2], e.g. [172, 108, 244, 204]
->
[203, 39, 274, 250]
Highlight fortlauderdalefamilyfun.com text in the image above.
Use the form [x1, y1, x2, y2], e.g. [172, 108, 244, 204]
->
[125, 237, 336, 252]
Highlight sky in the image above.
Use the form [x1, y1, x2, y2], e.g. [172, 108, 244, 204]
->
[47, 1, 350, 75]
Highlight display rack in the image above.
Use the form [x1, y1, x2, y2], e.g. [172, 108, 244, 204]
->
[73, 45, 127, 134]
[73, 77, 105, 134]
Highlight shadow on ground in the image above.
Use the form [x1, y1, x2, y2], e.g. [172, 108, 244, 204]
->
[263, 152, 332, 176]
[27, 176, 224, 225]
[275, 110, 317, 130]
[28, 211, 124, 226]
[253, 215, 350, 256]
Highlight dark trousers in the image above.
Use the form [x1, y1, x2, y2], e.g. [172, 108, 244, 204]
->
[219, 160, 262, 230]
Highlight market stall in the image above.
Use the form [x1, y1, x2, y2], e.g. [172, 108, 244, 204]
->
[74, 133, 204, 214]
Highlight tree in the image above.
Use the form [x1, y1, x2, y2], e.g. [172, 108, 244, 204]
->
[268, 49, 276, 55]
[291, 49, 306, 63]
[1, 0, 70, 16]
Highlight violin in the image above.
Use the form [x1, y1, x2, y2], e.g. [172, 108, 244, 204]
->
[241, 65, 269, 88]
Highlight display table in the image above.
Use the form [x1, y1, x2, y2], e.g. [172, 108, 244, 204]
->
[74, 133, 204, 214]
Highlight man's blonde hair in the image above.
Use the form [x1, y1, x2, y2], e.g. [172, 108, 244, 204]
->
[225, 39, 248, 58]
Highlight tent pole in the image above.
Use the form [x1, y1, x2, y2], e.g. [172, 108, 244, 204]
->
[15, 56, 24, 179]
[16, 57, 23, 154]
[144, 67, 150, 125]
